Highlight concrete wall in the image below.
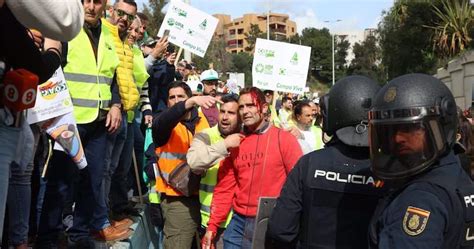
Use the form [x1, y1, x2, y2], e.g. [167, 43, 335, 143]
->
[435, 50, 474, 109]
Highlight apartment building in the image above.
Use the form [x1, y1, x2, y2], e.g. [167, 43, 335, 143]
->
[213, 12, 297, 53]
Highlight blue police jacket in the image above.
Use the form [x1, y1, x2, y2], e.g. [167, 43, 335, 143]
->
[267, 141, 389, 249]
[368, 151, 474, 249]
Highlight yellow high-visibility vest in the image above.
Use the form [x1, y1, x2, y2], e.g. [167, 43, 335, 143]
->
[311, 125, 324, 151]
[64, 22, 119, 124]
[200, 126, 233, 228]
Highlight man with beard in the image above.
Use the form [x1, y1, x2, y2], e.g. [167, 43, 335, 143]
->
[368, 74, 474, 249]
[102, 0, 141, 225]
[200, 69, 219, 127]
[278, 96, 293, 127]
[188, 94, 244, 248]
[152, 81, 218, 249]
[266, 76, 387, 249]
[287, 100, 323, 154]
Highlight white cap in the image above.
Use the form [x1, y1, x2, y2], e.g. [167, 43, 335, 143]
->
[200, 69, 219, 81]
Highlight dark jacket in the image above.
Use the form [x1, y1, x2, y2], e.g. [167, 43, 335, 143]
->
[152, 100, 201, 147]
[0, 5, 59, 83]
[368, 152, 473, 249]
[267, 141, 388, 249]
[148, 59, 175, 113]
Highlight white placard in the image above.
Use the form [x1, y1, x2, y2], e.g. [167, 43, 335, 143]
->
[228, 73, 245, 88]
[26, 67, 74, 124]
[252, 39, 311, 94]
[158, 0, 218, 57]
[43, 112, 87, 169]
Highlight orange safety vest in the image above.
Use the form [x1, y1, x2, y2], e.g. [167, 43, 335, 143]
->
[155, 111, 209, 196]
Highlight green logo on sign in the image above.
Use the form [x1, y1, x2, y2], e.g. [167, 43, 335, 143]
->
[279, 68, 287, 75]
[264, 65, 273, 74]
[199, 19, 208, 30]
[172, 6, 187, 17]
[167, 18, 175, 26]
[257, 48, 275, 58]
[290, 52, 299, 65]
[255, 64, 264, 73]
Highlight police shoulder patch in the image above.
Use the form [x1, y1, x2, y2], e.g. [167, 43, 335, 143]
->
[402, 206, 430, 236]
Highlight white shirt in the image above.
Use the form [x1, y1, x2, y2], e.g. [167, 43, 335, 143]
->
[298, 128, 317, 154]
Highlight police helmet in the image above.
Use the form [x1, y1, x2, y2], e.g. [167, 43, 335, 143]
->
[369, 73, 457, 180]
[321, 75, 381, 147]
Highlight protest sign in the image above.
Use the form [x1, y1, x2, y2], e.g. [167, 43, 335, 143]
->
[228, 73, 245, 91]
[27, 67, 73, 124]
[252, 38, 311, 94]
[158, 0, 218, 57]
[42, 112, 87, 169]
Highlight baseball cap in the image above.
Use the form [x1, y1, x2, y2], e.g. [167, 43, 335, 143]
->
[200, 69, 219, 81]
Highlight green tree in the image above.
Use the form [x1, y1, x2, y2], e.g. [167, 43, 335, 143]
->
[229, 52, 253, 86]
[142, 0, 168, 36]
[348, 35, 385, 83]
[298, 28, 332, 83]
[244, 24, 266, 52]
[335, 35, 350, 80]
[193, 37, 233, 73]
[430, 0, 473, 58]
[378, 0, 442, 80]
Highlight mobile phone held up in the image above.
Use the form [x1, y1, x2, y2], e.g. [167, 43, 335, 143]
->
[163, 29, 170, 39]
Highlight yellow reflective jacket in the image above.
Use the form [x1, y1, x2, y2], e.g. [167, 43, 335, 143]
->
[64, 22, 119, 124]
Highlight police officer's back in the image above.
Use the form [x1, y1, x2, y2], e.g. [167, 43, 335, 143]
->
[266, 76, 389, 249]
[368, 73, 474, 249]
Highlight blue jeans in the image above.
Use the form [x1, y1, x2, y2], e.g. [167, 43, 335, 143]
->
[37, 121, 109, 247]
[36, 177, 47, 229]
[223, 213, 255, 249]
[103, 113, 127, 204]
[0, 123, 21, 245]
[110, 122, 134, 214]
[8, 161, 34, 246]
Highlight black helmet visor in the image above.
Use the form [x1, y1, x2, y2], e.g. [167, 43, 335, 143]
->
[369, 107, 444, 180]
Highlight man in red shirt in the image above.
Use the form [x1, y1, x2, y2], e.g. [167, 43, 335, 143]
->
[202, 87, 303, 249]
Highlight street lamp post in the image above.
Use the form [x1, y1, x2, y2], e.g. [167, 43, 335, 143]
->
[324, 19, 341, 85]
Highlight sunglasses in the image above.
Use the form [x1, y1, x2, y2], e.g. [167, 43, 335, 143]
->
[114, 9, 135, 22]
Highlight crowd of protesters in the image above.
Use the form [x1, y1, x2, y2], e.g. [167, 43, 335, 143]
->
[1, 0, 474, 249]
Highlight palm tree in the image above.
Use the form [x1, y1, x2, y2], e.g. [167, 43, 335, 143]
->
[430, 0, 473, 58]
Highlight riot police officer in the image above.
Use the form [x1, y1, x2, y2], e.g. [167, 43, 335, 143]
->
[266, 76, 389, 249]
[368, 73, 474, 248]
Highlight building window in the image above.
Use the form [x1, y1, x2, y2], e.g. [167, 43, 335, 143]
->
[237, 39, 244, 48]
[238, 28, 244, 34]
[292, 27, 295, 32]
[229, 29, 236, 35]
